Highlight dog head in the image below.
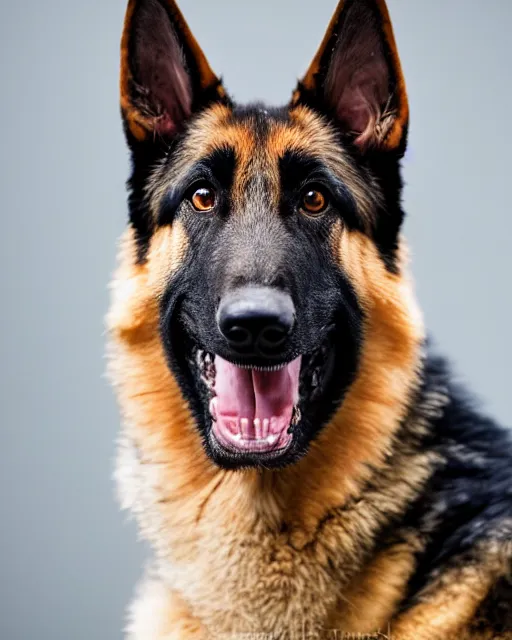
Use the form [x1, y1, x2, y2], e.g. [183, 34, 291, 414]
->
[110, 0, 423, 471]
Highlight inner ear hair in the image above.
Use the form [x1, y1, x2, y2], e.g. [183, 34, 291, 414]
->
[293, 0, 408, 153]
[121, 0, 224, 142]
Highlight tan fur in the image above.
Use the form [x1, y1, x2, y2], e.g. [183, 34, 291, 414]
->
[330, 541, 418, 635]
[107, 125, 508, 640]
[147, 105, 381, 245]
[126, 579, 206, 639]
[147, 104, 257, 215]
[111, 2, 510, 637]
[108, 211, 437, 637]
[391, 543, 510, 640]
[273, 107, 381, 226]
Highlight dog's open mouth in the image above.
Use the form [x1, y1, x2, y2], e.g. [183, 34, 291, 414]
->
[191, 339, 333, 458]
[208, 355, 302, 453]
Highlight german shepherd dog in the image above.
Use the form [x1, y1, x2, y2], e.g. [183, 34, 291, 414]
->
[108, 0, 512, 637]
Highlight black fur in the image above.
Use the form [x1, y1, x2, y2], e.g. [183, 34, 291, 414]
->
[364, 147, 408, 272]
[118, 0, 512, 632]
[123, 0, 232, 262]
[158, 147, 236, 226]
[292, 0, 409, 271]
[279, 150, 362, 231]
[397, 354, 512, 619]
[157, 131, 365, 468]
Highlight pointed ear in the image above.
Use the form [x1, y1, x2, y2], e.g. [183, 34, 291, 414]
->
[291, 0, 408, 153]
[120, 0, 228, 143]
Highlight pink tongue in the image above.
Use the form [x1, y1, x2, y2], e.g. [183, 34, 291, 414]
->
[211, 356, 302, 449]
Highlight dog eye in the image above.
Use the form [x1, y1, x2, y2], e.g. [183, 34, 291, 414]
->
[301, 187, 328, 216]
[190, 184, 216, 212]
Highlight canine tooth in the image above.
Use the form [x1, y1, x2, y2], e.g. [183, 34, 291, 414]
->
[200, 374, 212, 390]
[262, 418, 270, 438]
[209, 397, 218, 420]
[254, 418, 262, 439]
[202, 368, 214, 385]
[267, 434, 277, 445]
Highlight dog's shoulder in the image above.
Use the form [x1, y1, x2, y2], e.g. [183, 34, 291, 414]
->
[419, 353, 512, 560]
[400, 352, 512, 622]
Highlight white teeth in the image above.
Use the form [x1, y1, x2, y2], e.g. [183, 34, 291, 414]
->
[209, 397, 218, 420]
[251, 364, 288, 372]
[235, 363, 289, 372]
[254, 418, 262, 439]
[200, 374, 214, 390]
[240, 418, 250, 438]
[196, 348, 216, 389]
[212, 413, 299, 446]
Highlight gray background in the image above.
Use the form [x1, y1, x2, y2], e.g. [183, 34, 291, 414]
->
[1, 0, 511, 638]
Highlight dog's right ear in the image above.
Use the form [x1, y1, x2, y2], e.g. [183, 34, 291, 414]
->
[120, 0, 228, 145]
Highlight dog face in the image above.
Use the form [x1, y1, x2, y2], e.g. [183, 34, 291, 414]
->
[112, 0, 418, 470]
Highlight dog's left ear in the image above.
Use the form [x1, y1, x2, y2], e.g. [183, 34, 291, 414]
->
[291, 0, 408, 154]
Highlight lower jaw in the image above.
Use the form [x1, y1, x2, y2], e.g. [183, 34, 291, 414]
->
[210, 420, 293, 454]
[208, 430, 296, 466]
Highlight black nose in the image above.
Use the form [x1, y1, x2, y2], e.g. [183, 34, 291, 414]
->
[217, 286, 295, 357]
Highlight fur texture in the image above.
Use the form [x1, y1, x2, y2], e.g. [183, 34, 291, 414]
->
[108, 0, 512, 637]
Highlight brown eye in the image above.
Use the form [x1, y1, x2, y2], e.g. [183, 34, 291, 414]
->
[190, 185, 216, 212]
[301, 188, 327, 215]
